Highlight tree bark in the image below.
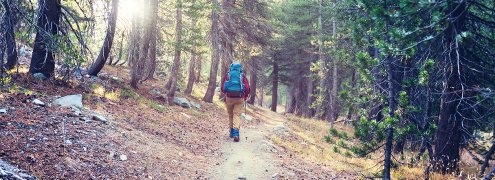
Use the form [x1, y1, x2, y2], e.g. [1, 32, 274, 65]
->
[87, 0, 119, 76]
[259, 87, 264, 107]
[143, 0, 158, 81]
[29, 0, 61, 78]
[480, 141, 495, 177]
[247, 56, 258, 104]
[127, 8, 142, 83]
[131, 0, 152, 88]
[195, 55, 202, 83]
[203, 0, 221, 103]
[271, 62, 279, 112]
[218, 0, 235, 100]
[315, 0, 329, 119]
[2, 0, 17, 70]
[167, 0, 183, 104]
[433, 1, 467, 174]
[185, 1, 198, 95]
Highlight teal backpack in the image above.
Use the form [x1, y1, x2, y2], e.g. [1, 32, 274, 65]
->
[223, 63, 245, 97]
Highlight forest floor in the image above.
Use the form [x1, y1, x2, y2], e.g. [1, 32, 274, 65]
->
[0, 54, 484, 179]
[0, 55, 354, 179]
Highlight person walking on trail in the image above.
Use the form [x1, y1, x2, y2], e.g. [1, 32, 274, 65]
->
[221, 62, 250, 142]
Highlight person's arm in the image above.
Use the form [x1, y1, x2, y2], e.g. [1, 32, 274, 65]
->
[242, 74, 250, 99]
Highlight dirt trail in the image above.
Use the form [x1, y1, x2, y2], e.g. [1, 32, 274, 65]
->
[210, 107, 285, 179]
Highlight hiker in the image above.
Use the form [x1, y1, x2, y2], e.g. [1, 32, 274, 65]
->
[221, 62, 250, 142]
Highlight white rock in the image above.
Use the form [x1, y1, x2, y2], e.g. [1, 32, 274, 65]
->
[92, 114, 108, 124]
[32, 99, 45, 106]
[0, 108, 6, 114]
[119, 154, 128, 161]
[54, 94, 83, 109]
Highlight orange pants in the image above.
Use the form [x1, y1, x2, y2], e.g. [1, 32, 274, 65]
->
[226, 97, 244, 130]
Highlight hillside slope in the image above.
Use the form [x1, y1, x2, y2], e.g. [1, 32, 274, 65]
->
[1, 64, 354, 179]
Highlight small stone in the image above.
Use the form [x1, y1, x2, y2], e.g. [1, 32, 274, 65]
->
[119, 154, 128, 161]
[33, 73, 48, 80]
[178, 152, 184, 156]
[238, 174, 247, 180]
[272, 173, 279, 178]
[0, 108, 7, 114]
[111, 76, 121, 82]
[92, 114, 108, 124]
[32, 99, 45, 106]
[65, 140, 73, 145]
[80, 117, 92, 123]
[108, 151, 115, 159]
[28, 138, 35, 141]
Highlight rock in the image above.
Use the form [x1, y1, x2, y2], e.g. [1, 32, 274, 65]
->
[190, 101, 201, 109]
[238, 174, 247, 180]
[119, 154, 128, 161]
[32, 99, 45, 106]
[150, 88, 161, 96]
[111, 76, 122, 82]
[261, 140, 279, 153]
[80, 117, 92, 123]
[54, 94, 83, 109]
[70, 107, 82, 117]
[108, 151, 115, 159]
[33, 73, 48, 80]
[65, 140, 73, 145]
[215, 87, 221, 92]
[272, 173, 279, 178]
[173, 97, 191, 108]
[0, 159, 36, 180]
[274, 124, 289, 135]
[241, 113, 253, 122]
[0, 108, 6, 114]
[92, 114, 108, 124]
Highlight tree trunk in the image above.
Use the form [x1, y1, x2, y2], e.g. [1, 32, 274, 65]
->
[329, 4, 339, 122]
[143, 0, 158, 81]
[111, 31, 125, 65]
[271, 62, 279, 112]
[258, 87, 265, 107]
[3, 0, 17, 70]
[203, 0, 220, 103]
[218, 0, 235, 100]
[315, 0, 327, 119]
[195, 56, 202, 83]
[129, 5, 141, 87]
[87, 0, 119, 76]
[247, 56, 258, 104]
[29, 0, 61, 78]
[131, 0, 152, 88]
[185, 2, 198, 95]
[185, 52, 196, 95]
[433, 1, 467, 174]
[167, 0, 183, 104]
[480, 141, 495, 177]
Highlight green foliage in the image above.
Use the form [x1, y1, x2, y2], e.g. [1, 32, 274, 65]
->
[121, 86, 140, 99]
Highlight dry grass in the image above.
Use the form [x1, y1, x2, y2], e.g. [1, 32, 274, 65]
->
[270, 114, 483, 179]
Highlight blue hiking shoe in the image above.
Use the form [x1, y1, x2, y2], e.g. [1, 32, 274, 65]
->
[229, 128, 234, 138]
[233, 129, 240, 142]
